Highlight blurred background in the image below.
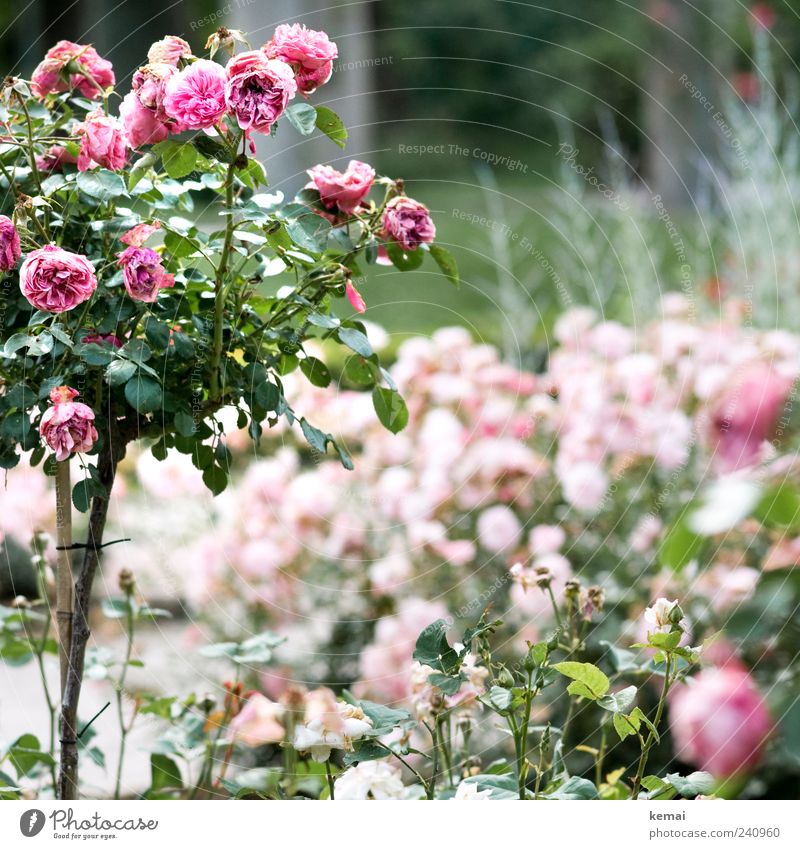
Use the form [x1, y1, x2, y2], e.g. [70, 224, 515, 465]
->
[2, 0, 800, 349]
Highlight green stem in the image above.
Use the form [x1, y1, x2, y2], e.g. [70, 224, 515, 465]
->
[376, 741, 430, 797]
[630, 655, 673, 799]
[325, 760, 335, 800]
[113, 601, 135, 799]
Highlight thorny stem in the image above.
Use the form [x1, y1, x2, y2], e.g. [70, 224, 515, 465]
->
[630, 654, 673, 799]
[113, 599, 136, 799]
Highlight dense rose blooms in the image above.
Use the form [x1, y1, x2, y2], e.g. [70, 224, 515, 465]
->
[35, 145, 78, 173]
[307, 160, 375, 215]
[20, 245, 97, 313]
[264, 23, 338, 94]
[0, 215, 21, 271]
[382, 196, 436, 250]
[224, 51, 297, 132]
[119, 90, 169, 148]
[147, 35, 191, 66]
[229, 694, 284, 746]
[163, 59, 227, 130]
[120, 221, 161, 247]
[74, 110, 128, 171]
[39, 386, 98, 461]
[345, 279, 366, 313]
[669, 665, 773, 778]
[118, 246, 174, 302]
[709, 362, 793, 472]
[31, 40, 114, 99]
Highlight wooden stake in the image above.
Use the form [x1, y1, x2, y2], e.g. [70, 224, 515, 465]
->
[54, 460, 73, 698]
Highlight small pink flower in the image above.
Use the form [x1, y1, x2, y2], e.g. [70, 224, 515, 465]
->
[709, 362, 793, 472]
[0, 215, 21, 271]
[118, 246, 174, 303]
[20, 245, 97, 313]
[147, 35, 192, 66]
[31, 40, 114, 99]
[476, 504, 522, 554]
[163, 59, 227, 130]
[669, 664, 772, 778]
[345, 280, 366, 313]
[307, 160, 375, 215]
[264, 23, 338, 94]
[229, 693, 284, 746]
[35, 145, 78, 173]
[74, 109, 128, 171]
[224, 51, 297, 133]
[120, 221, 161, 247]
[382, 196, 436, 251]
[39, 386, 98, 461]
[119, 90, 169, 148]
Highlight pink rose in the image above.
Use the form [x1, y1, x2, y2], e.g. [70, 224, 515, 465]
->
[345, 280, 366, 313]
[119, 90, 169, 148]
[74, 109, 128, 171]
[147, 35, 191, 66]
[118, 246, 174, 303]
[132, 63, 179, 120]
[224, 51, 297, 133]
[709, 362, 793, 472]
[120, 221, 161, 247]
[0, 215, 21, 271]
[31, 40, 114, 99]
[669, 665, 772, 778]
[264, 23, 338, 94]
[476, 504, 522, 554]
[83, 331, 122, 347]
[382, 196, 436, 251]
[229, 693, 284, 746]
[35, 145, 78, 173]
[39, 386, 98, 462]
[20, 245, 97, 313]
[306, 160, 375, 215]
[163, 59, 227, 130]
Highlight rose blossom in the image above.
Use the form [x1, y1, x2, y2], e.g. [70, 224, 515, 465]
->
[643, 597, 685, 634]
[307, 160, 375, 215]
[224, 51, 297, 133]
[264, 23, 338, 94]
[147, 35, 191, 66]
[163, 59, 227, 130]
[669, 664, 772, 778]
[293, 689, 372, 762]
[20, 245, 97, 313]
[31, 40, 114, 99]
[118, 246, 174, 303]
[382, 196, 436, 251]
[120, 221, 161, 247]
[35, 145, 78, 173]
[82, 331, 122, 347]
[0, 215, 21, 271]
[229, 693, 284, 746]
[39, 386, 98, 461]
[119, 90, 169, 148]
[334, 761, 405, 800]
[74, 109, 128, 171]
[476, 504, 522, 554]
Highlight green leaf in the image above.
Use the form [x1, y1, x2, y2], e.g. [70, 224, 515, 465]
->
[300, 418, 328, 453]
[164, 230, 200, 258]
[155, 140, 198, 179]
[372, 387, 409, 434]
[488, 686, 514, 711]
[9, 734, 54, 776]
[284, 102, 317, 135]
[755, 482, 800, 530]
[597, 685, 637, 713]
[149, 753, 182, 792]
[544, 776, 598, 800]
[459, 774, 519, 799]
[174, 410, 195, 437]
[413, 619, 459, 673]
[72, 477, 107, 513]
[664, 771, 715, 797]
[553, 661, 610, 699]
[428, 672, 463, 695]
[285, 213, 331, 254]
[104, 358, 137, 387]
[337, 326, 373, 357]
[428, 244, 460, 287]
[315, 105, 348, 148]
[124, 375, 162, 413]
[613, 711, 639, 741]
[658, 507, 703, 572]
[386, 241, 424, 271]
[128, 152, 157, 190]
[299, 356, 331, 388]
[202, 463, 228, 495]
[76, 169, 127, 200]
[101, 597, 135, 619]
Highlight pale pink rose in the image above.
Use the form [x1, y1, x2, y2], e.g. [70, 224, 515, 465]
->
[39, 386, 98, 461]
[35, 145, 78, 173]
[163, 59, 227, 130]
[31, 40, 114, 99]
[669, 665, 772, 778]
[558, 460, 609, 512]
[20, 245, 97, 313]
[476, 504, 522, 554]
[74, 109, 127, 171]
[120, 220, 161, 247]
[709, 362, 793, 472]
[307, 160, 375, 215]
[264, 23, 338, 94]
[382, 196, 436, 251]
[147, 35, 191, 66]
[529, 524, 565, 555]
[0, 215, 21, 271]
[229, 693, 284, 746]
[345, 280, 366, 313]
[118, 246, 174, 303]
[629, 515, 663, 553]
[119, 90, 169, 148]
[224, 51, 296, 133]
